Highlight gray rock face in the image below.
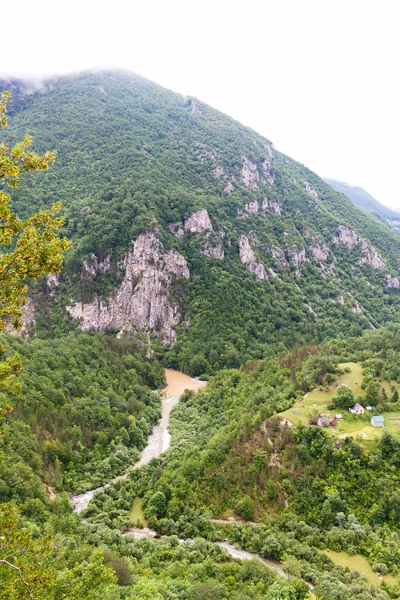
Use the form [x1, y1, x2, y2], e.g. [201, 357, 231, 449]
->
[359, 240, 386, 269]
[184, 209, 213, 233]
[269, 246, 288, 268]
[240, 156, 275, 189]
[169, 209, 223, 260]
[67, 231, 190, 342]
[246, 201, 259, 214]
[212, 165, 224, 178]
[304, 181, 318, 198]
[238, 201, 259, 219]
[201, 235, 224, 260]
[310, 240, 330, 262]
[224, 181, 234, 193]
[241, 157, 260, 190]
[333, 226, 385, 269]
[287, 245, 308, 267]
[333, 226, 360, 249]
[262, 197, 282, 215]
[385, 274, 400, 288]
[47, 273, 60, 295]
[83, 253, 111, 276]
[7, 297, 36, 338]
[261, 158, 275, 187]
[264, 144, 274, 159]
[239, 235, 268, 280]
[169, 222, 185, 238]
[189, 99, 202, 115]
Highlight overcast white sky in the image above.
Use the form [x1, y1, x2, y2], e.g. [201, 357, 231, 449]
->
[3, 0, 399, 209]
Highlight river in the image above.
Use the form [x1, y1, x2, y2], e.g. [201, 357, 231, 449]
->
[71, 369, 206, 513]
[71, 370, 299, 585]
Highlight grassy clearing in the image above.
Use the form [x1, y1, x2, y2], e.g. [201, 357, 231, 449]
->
[280, 362, 363, 426]
[279, 362, 400, 445]
[323, 549, 399, 587]
[130, 497, 146, 525]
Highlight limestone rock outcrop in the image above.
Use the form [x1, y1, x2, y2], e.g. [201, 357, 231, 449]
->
[240, 156, 275, 190]
[262, 197, 282, 215]
[304, 181, 318, 198]
[7, 297, 36, 338]
[385, 274, 400, 289]
[333, 226, 385, 269]
[67, 231, 190, 342]
[201, 235, 224, 260]
[268, 246, 288, 268]
[309, 239, 330, 262]
[184, 209, 213, 234]
[83, 253, 111, 276]
[239, 235, 268, 280]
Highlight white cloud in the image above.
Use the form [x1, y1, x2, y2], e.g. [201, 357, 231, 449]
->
[3, 0, 400, 208]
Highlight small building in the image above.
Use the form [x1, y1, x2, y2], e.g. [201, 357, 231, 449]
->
[349, 403, 365, 415]
[366, 406, 372, 411]
[371, 416, 384, 428]
[335, 414, 343, 420]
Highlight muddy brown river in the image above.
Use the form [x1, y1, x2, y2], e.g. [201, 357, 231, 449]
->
[71, 369, 206, 513]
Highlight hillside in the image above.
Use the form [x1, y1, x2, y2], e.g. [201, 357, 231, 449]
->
[325, 178, 400, 233]
[1, 71, 400, 376]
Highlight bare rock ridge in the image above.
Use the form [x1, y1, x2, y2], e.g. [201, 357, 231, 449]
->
[83, 254, 111, 276]
[171, 209, 225, 260]
[67, 231, 189, 342]
[240, 156, 275, 190]
[237, 198, 282, 220]
[239, 235, 268, 280]
[333, 226, 386, 269]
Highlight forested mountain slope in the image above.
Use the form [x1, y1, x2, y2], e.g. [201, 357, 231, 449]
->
[325, 178, 400, 233]
[2, 71, 400, 375]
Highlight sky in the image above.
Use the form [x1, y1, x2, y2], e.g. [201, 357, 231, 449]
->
[3, 0, 400, 209]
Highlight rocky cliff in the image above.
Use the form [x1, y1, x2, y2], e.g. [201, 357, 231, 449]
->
[67, 231, 189, 342]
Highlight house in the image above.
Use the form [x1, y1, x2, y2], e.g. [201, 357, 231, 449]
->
[349, 403, 365, 414]
[371, 416, 385, 428]
[335, 414, 343, 420]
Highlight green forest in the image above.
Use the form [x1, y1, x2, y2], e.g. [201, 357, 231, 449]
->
[1, 72, 400, 599]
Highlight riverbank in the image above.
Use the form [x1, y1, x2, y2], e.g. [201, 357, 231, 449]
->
[71, 369, 207, 513]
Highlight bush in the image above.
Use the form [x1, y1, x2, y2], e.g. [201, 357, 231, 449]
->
[236, 495, 255, 521]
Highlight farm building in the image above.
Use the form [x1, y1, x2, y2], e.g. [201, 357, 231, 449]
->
[371, 416, 385, 428]
[349, 403, 365, 414]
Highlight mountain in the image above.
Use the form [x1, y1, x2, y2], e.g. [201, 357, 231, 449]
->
[325, 178, 400, 233]
[2, 70, 400, 377]
[2, 71, 400, 599]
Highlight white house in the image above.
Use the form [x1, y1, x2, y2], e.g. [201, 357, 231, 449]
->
[349, 403, 365, 415]
[371, 416, 384, 428]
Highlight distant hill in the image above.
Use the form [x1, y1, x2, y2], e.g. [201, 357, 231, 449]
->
[325, 178, 400, 232]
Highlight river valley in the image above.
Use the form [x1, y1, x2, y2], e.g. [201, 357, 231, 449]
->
[70, 369, 296, 583]
[71, 369, 206, 513]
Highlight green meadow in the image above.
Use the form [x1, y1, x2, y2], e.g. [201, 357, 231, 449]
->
[323, 549, 399, 587]
[279, 362, 400, 445]
[130, 497, 146, 525]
